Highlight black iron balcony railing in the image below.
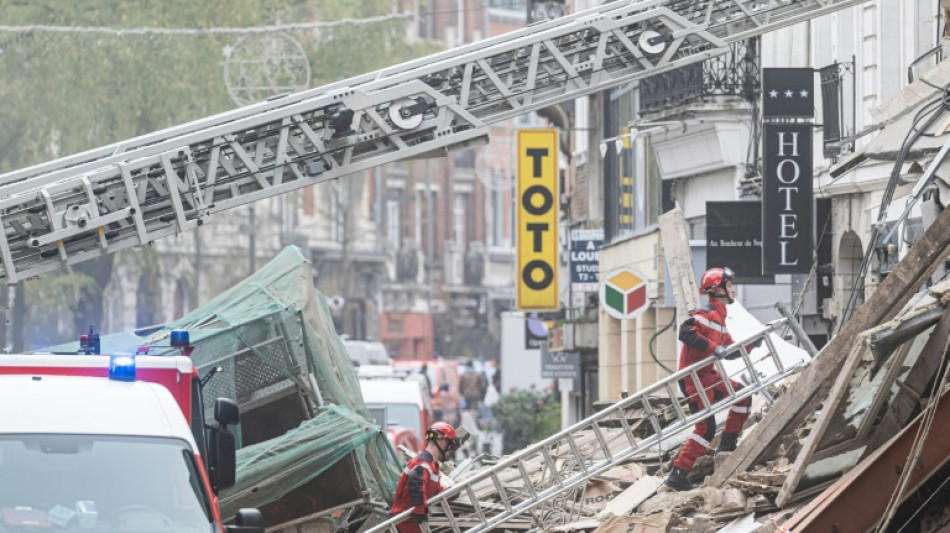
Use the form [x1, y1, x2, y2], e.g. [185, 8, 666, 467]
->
[640, 38, 759, 113]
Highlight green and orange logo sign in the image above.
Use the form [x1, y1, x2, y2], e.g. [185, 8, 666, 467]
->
[600, 267, 650, 320]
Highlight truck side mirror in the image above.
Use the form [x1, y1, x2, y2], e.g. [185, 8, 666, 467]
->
[225, 508, 265, 533]
[208, 398, 239, 492]
[209, 426, 236, 491]
[215, 397, 240, 426]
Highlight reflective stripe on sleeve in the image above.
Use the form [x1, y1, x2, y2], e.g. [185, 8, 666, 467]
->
[688, 434, 711, 448]
[691, 315, 725, 334]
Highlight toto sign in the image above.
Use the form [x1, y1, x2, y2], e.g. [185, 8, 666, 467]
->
[600, 267, 651, 320]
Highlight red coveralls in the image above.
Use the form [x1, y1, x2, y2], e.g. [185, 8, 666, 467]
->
[391, 450, 443, 533]
[672, 299, 751, 472]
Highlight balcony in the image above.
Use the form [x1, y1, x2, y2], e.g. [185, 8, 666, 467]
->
[640, 38, 759, 115]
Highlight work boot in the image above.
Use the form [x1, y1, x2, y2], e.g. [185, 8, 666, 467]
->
[717, 432, 739, 453]
[664, 466, 694, 491]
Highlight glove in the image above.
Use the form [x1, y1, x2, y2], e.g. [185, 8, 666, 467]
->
[440, 475, 455, 490]
[713, 346, 727, 359]
[412, 513, 428, 525]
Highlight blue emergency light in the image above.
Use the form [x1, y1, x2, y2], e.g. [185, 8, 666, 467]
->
[109, 355, 136, 382]
[170, 330, 190, 348]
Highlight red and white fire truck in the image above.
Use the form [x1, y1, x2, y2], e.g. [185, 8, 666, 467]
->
[0, 330, 264, 533]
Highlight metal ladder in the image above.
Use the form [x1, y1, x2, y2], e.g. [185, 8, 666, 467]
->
[368, 318, 806, 533]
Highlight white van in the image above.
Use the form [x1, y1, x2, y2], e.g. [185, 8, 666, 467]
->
[343, 340, 391, 367]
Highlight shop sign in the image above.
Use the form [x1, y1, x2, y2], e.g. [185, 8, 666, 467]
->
[706, 201, 773, 284]
[571, 229, 603, 292]
[517, 129, 559, 310]
[600, 267, 650, 320]
[541, 349, 579, 379]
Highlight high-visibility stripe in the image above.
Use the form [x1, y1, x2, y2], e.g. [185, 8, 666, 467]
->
[730, 406, 749, 414]
[692, 315, 725, 333]
[404, 464, 440, 481]
[689, 434, 711, 448]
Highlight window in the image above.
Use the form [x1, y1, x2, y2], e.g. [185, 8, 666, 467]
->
[387, 199, 401, 251]
[329, 182, 345, 243]
[491, 184, 504, 246]
[603, 86, 662, 242]
[489, 0, 525, 11]
[0, 435, 213, 529]
[415, 189, 438, 253]
[454, 194, 468, 253]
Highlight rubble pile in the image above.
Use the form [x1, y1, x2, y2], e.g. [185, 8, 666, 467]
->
[434, 277, 950, 532]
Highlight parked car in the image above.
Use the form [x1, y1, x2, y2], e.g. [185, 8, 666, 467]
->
[392, 359, 461, 427]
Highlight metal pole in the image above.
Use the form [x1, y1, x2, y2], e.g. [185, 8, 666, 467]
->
[775, 300, 818, 357]
[248, 205, 256, 274]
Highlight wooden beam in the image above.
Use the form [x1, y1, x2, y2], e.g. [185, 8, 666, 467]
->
[782, 386, 950, 532]
[709, 204, 950, 487]
[659, 207, 700, 317]
[861, 304, 950, 455]
[774, 338, 868, 507]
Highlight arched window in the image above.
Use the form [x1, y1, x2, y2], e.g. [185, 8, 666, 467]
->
[837, 230, 865, 319]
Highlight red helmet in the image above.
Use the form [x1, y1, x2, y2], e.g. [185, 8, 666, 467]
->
[425, 422, 459, 450]
[700, 267, 735, 295]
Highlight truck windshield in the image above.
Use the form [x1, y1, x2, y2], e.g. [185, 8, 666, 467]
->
[0, 434, 214, 532]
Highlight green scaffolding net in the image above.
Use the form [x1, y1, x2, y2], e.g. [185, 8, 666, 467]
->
[43, 246, 400, 524]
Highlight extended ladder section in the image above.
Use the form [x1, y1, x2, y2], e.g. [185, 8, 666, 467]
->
[0, 0, 867, 282]
[369, 319, 805, 533]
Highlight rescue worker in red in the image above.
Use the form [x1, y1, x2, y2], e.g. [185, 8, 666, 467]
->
[664, 267, 756, 491]
[391, 422, 460, 533]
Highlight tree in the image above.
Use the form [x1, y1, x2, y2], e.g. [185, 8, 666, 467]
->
[491, 390, 561, 454]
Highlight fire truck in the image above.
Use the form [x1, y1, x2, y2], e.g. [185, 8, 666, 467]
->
[0, 331, 265, 533]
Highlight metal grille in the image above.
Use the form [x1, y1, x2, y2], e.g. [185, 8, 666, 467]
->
[640, 38, 759, 113]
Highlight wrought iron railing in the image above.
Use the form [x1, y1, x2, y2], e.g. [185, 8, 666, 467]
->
[820, 59, 856, 159]
[640, 38, 760, 113]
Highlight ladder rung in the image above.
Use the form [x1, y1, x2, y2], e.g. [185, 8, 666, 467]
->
[690, 369, 712, 410]
[590, 422, 612, 460]
[567, 435, 588, 475]
[517, 461, 538, 499]
[640, 396, 663, 438]
[615, 407, 638, 447]
[666, 381, 687, 422]
[540, 447, 563, 487]
[465, 485, 487, 525]
[490, 472, 513, 512]
[438, 498, 462, 533]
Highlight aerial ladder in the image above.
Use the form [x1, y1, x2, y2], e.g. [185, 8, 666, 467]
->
[370, 320, 806, 533]
[0, 0, 868, 283]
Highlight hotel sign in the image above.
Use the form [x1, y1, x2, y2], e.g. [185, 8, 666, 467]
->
[762, 124, 813, 274]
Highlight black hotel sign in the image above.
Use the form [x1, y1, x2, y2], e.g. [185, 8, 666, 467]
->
[763, 124, 812, 273]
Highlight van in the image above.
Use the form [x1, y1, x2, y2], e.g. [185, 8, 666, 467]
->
[343, 340, 391, 367]
[391, 360, 461, 427]
[359, 377, 433, 451]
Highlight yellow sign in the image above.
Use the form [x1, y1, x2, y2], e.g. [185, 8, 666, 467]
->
[517, 129, 559, 310]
